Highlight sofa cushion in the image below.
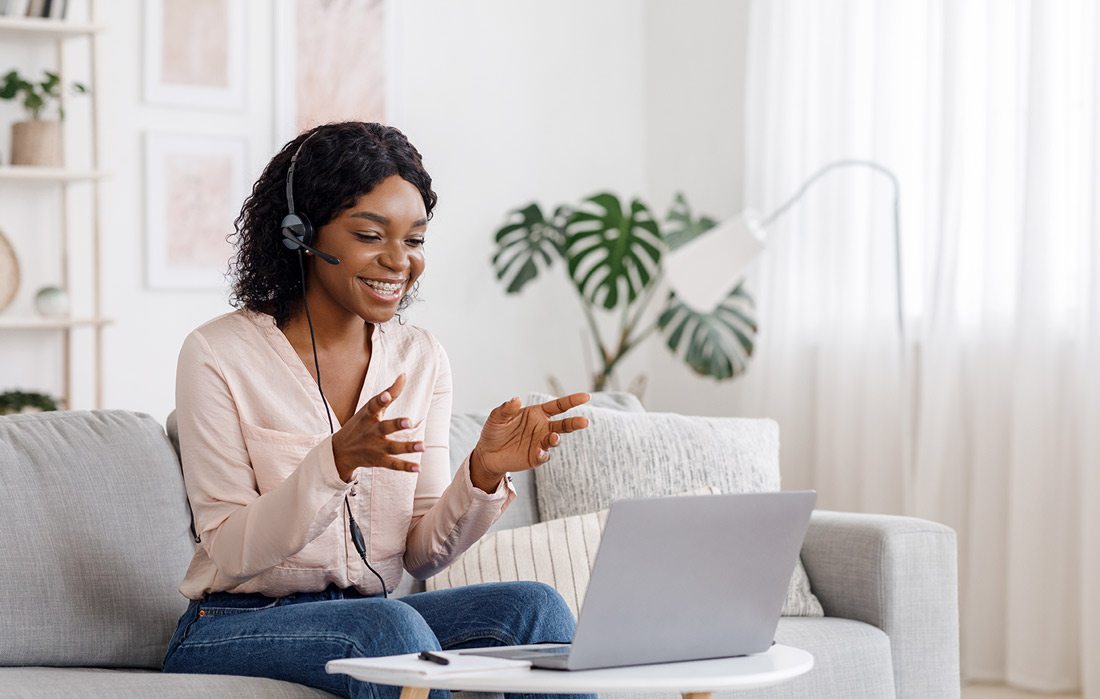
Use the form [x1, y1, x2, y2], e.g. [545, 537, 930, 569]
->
[0, 667, 334, 698]
[0, 410, 195, 669]
[531, 406, 781, 520]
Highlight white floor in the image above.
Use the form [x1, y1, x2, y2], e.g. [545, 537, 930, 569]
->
[963, 684, 1080, 699]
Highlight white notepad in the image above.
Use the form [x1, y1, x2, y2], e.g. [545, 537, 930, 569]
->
[326, 652, 531, 678]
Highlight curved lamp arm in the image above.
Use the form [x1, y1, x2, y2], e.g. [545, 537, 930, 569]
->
[760, 159, 904, 340]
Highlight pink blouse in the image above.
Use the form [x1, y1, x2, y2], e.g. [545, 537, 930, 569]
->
[174, 309, 514, 600]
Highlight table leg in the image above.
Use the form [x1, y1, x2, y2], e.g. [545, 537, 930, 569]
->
[399, 687, 430, 699]
[682, 693, 713, 699]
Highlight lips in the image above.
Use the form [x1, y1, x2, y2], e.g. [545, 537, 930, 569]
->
[358, 277, 406, 300]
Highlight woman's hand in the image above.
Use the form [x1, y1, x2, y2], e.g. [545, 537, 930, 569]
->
[469, 392, 591, 492]
[330, 374, 423, 482]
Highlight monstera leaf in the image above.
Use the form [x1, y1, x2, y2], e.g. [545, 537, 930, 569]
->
[663, 192, 719, 251]
[656, 192, 757, 380]
[564, 193, 663, 310]
[491, 190, 759, 387]
[658, 282, 757, 380]
[491, 203, 569, 293]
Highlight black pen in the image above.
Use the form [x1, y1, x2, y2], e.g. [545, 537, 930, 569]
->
[418, 651, 450, 666]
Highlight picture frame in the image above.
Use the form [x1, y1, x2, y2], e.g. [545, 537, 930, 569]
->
[272, 0, 392, 145]
[143, 132, 248, 290]
[143, 0, 247, 111]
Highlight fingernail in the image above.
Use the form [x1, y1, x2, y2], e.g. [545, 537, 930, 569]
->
[413, 442, 424, 452]
[538, 449, 549, 461]
[381, 392, 391, 404]
[410, 466, 420, 473]
[400, 418, 410, 428]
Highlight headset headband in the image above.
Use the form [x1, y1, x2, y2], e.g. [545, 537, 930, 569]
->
[285, 129, 321, 216]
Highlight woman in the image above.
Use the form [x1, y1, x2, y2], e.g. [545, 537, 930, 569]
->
[163, 122, 594, 699]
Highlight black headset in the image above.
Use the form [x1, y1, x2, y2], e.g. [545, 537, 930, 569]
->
[281, 127, 388, 598]
[281, 130, 340, 266]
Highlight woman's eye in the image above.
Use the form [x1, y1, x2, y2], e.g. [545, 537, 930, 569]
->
[354, 232, 382, 242]
[407, 238, 426, 247]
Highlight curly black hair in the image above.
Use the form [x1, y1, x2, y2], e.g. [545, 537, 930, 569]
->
[227, 122, 438, 327]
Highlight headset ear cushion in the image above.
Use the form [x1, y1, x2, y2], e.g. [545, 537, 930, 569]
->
[280, 213, 315, 249]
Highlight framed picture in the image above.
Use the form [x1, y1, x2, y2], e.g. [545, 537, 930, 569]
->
[273, 0, 390, 145]
[144, 133, 248, 290]
[143, 0, 247, 111]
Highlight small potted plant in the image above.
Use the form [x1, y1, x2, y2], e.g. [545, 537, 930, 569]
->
[0, 69, 87, 167]
[0, 390, 60, 416]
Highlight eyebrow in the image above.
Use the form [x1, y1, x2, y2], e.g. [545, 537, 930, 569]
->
[350, 211, 428, 228]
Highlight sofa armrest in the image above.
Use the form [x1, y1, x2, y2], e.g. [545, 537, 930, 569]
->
[800, 510, 961, 699]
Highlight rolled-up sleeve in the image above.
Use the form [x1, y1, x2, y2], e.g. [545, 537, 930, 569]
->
[403, 340, 515, 579]
[176, 330, 350, 583]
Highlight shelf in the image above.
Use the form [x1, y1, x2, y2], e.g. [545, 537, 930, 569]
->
[0, 316, 112, 330]
[0, 16, 103, 39]
[0, 166, 107, 183]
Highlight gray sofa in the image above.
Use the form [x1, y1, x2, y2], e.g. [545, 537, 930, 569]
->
[0, 408, 960, 698]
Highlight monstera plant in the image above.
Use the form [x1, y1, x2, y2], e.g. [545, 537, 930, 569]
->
[491, 192, 757, 394]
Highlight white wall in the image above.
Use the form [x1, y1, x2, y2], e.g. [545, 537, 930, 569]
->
[385, 0, 649, 415]
[2, 0, 752, 423]
[641, 0, 754, 416]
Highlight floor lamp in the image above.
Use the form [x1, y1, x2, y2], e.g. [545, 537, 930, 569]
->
[664, 158, 910, 508]
[663, 158, 904, 344]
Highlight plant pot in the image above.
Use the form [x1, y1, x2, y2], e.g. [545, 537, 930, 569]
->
[10, 120, 63, 167]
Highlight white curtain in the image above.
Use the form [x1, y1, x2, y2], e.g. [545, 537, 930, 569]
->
[736, 0, 1099, 694]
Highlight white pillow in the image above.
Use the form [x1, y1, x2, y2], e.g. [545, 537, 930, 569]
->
[530, 403, 781, 521]
[426, 487, 823, 617]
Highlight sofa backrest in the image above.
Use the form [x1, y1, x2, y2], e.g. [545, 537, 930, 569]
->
[0, 410, 194, 670]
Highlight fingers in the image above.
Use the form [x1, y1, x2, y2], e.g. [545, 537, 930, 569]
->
[363, 373, 407, 419]
[383, 438, 425, 456]
[539, 392, 591, 416]
[539, 431, 561, 450]
[381, 455, 421, 473]
[489, 396, 522, 421]
[548, 416, 589, 434]
[377, 416, 423, 435]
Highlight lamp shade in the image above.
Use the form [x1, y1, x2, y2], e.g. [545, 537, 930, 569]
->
[663, 209, 767, 312]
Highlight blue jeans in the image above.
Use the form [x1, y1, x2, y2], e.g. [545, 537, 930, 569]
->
[163, 581, 594, 699]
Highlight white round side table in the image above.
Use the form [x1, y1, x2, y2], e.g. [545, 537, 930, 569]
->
[327, 644, 814, 699]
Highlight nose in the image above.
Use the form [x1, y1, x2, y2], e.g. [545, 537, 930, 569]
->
[377, 239, 409, 273]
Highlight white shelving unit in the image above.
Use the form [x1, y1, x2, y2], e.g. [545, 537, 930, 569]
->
[0, 4, 108, 409]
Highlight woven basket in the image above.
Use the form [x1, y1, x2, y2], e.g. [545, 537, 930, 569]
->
[10, 120, 63, 167]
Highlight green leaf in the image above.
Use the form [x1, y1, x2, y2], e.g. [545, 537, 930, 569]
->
[25, 93, 44, 118]
[0, 69, 86, 120]
[564, 192, 663, 310]
[491, 202, 568, 294]
[657, 281, 757, 380]
[663, 192, 719, 251]
[0, 71, 20, 100]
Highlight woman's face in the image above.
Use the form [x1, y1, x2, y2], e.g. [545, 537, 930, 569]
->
[310, 174, 428, 324]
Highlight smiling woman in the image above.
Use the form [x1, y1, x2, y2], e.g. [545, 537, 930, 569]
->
[163, 122, 595, 699]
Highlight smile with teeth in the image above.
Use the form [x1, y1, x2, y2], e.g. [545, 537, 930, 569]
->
[359, 278, 406, 298]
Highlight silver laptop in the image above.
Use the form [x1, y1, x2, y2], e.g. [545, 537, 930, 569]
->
[460, 490, 816, 671]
